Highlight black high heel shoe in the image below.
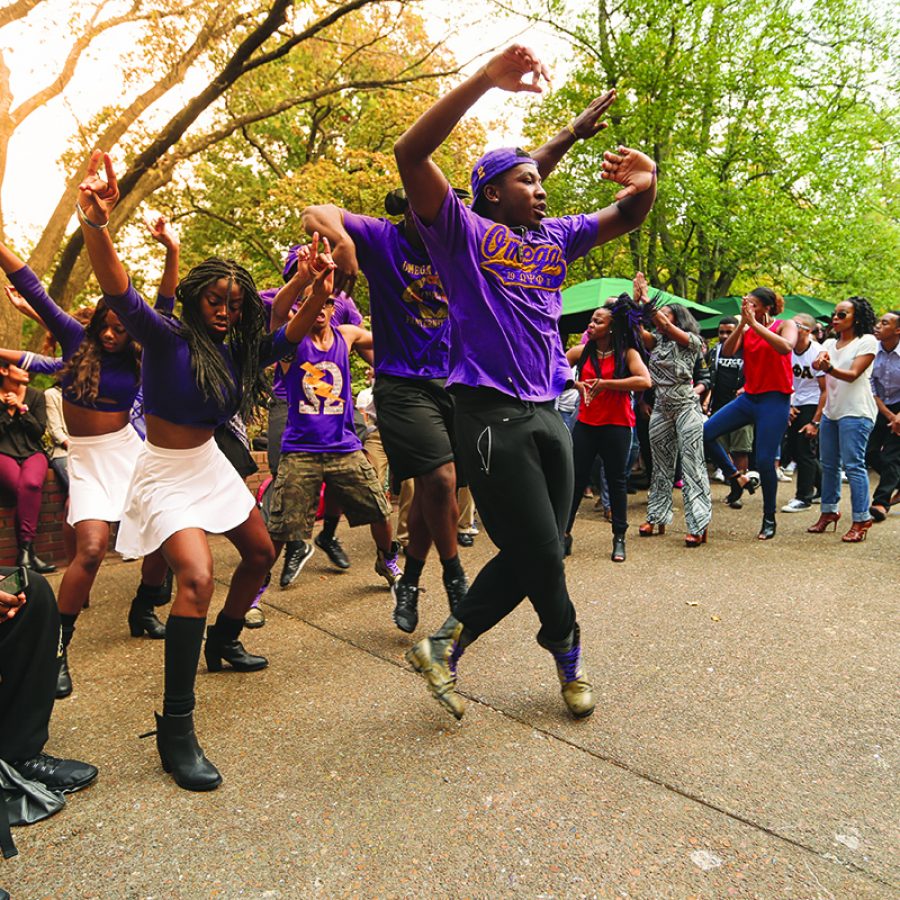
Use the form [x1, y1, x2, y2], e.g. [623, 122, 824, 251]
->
[204, 626, 268, 672]
[611, 533, 626, 562]
[758, 515, 776, 540]
[152, 712, 222, 792]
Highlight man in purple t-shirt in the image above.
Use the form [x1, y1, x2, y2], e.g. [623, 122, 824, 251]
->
[304, 94, 621, 636]
[394, 44, 657, 722]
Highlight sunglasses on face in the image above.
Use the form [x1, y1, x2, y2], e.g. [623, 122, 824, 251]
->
[794, 322, 811, 331]
[324, 299, 335, 307]
[832, 311, 849, 320]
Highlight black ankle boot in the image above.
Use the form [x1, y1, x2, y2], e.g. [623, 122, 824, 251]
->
[611, 532, 626, 563]
[16, 541, 56, 574]
[128, 584, 167, 639]
[154, 712, 222, 791]
[204, 619, 268, 672]
[758, 515, 777, 540]
[56, 650, 72, 699]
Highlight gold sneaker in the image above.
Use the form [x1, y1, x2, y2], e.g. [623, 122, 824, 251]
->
[406, 616, 466, 720]
[542, 624, 595, 719]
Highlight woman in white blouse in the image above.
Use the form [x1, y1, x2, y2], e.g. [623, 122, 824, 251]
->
[806, 297, 878, 541]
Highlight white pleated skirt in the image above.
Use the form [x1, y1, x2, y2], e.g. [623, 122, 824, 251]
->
[115, 437, 255, 559]
[67, 424, 144, 526]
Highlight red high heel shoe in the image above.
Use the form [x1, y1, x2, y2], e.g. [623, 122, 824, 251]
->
[807, 512, 840, 533]
[684, 529, 708, 548]
[841, 520, 872, 543]
[639, 522, 665, 537]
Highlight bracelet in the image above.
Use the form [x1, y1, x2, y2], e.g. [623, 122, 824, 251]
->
[811, 420, 820, 428]
[565, 121, 578, 140]
[75, 202, 109, 230]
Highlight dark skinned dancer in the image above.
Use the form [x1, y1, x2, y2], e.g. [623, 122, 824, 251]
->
[303, 90, 618, 633]
[394, 44, 656, 719]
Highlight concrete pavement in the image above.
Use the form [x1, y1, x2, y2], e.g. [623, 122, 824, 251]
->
[2, 483, 897, 898]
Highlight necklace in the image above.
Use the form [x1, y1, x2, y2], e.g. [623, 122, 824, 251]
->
[596, 347, 614, 358]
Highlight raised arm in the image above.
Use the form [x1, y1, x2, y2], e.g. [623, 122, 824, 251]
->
[271, 242, 315, 331]
[742, 296, 797, 355]
[530, 90, 617, 181]
[284, 240, 335, 345]
[4, 285, 45, 329]
[394, 45, 550, 224]
[301, 205, 359, 276]
[593, 147, 658, 246]
[78, 151, 173, 345]
[148, 216, 180, 304]
[1, 242, 84, 354]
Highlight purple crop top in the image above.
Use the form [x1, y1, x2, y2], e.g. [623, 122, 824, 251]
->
[104, 281, 292, 427]
[8, 266, 140, 412]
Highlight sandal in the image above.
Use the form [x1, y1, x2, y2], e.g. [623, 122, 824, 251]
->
[807, 512, 840, 533]
[842, 520, 872, 542]
[638, 522, 665, 537]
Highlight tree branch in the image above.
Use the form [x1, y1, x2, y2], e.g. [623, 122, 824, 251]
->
[0, 0, 44, 29]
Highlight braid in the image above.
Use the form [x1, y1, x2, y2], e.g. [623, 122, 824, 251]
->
[60, 299, 140, 406]
[845, 296, 876, 337]
[175, 258, 270, 422]
[608, 293, 647, 377]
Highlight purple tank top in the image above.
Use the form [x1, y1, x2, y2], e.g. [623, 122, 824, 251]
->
[280, 326, 362, 454]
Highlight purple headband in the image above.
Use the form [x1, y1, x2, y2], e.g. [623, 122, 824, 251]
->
[470, 147, 537, 201]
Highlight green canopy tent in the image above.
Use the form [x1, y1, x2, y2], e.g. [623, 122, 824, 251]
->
[694, 295, 836, 336]
[559, 278, 718, 335]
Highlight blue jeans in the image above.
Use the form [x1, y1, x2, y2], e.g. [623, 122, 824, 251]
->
[819, 415, 873, 521]
[704, 391, 791, 517]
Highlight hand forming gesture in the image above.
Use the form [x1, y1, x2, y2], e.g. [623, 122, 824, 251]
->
[481, 45, 551, 94]
[740, 295, 757, 327]
[307, 234, 336, 301]
[601, 147, 656, 201]
[570, 90, 617, 140]
[78, 149, 119, 225]
[4, 284, 43, 326]
[147, 216, 180, 251]
[812, 350, 831, 372]
[633, 271, 650, 305]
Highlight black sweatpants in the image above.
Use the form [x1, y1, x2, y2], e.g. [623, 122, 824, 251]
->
[0, 569, 59, 762]
[568, 421, 632, 535]
[784, 404, 821, 502]
[869, 402, 900, 507]
[451, 388, 575, 645]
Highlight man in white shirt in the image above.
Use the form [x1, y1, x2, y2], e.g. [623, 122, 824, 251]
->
[782, 314, 825, 511]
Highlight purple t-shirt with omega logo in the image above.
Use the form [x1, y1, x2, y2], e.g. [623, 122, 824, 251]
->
[414, 188, 598, 402]
[280, 326, 362, 455]
[342, 212, 449, 380]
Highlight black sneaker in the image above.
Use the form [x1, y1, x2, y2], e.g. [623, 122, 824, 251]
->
[443, 573, 468, 615]
[457, 532, 475, 548]
[12, 752, 98, 793]
[314, 533, 351, 569]
[391, 580, 420, 633]
[279, 540, 314, 587]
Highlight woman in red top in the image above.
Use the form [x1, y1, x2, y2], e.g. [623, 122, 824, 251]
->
[564, 296, 651, 562]
[703, 287, 797, 539]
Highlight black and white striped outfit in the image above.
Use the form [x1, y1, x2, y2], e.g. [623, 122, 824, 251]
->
[646, 334, 712, 534]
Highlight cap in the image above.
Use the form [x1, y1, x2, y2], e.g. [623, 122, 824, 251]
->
[470, 147, 537, 201]
[282, 244, 303, 282]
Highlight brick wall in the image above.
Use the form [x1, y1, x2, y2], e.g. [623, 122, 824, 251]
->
[0, 450, 272, 569]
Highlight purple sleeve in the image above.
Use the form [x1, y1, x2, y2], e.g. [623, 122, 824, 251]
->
[154, 292, 176, 316]
[7, 265, 85, 358]
[103, 281, 176, 348]
[18, 351, 64, 375]
[342, 212, 394, 269]
[259, 325, 295, 367]
[412, 187, 474, 255]
[332, 293, 363, 327]
[542, 214, 599, 263]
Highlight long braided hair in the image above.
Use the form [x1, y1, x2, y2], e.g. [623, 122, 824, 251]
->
[174, 257, 269, 421]
[60, 300, 141, 406]
[578, 293, 649, 380]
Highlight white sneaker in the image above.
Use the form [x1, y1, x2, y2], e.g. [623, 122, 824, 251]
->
[840, 470, 849, 483]
[781, 498, 811, 513]
[776, 466, 792, 482]
[785, 461, 797, 473]
[712, 468, 725, 483]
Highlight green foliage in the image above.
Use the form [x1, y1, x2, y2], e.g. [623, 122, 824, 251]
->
[516, 0, 898, 309]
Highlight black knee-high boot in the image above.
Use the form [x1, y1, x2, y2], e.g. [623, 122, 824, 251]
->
[56, 614, 76, 699]
[155, 615, 221, 791]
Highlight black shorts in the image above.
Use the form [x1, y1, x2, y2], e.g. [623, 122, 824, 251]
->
[373, 375, 462, 482]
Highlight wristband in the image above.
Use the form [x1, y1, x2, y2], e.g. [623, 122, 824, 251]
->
[811, 420, 820, 428]
[76, 202, 109, 230]
[565, 122, 578, 140]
